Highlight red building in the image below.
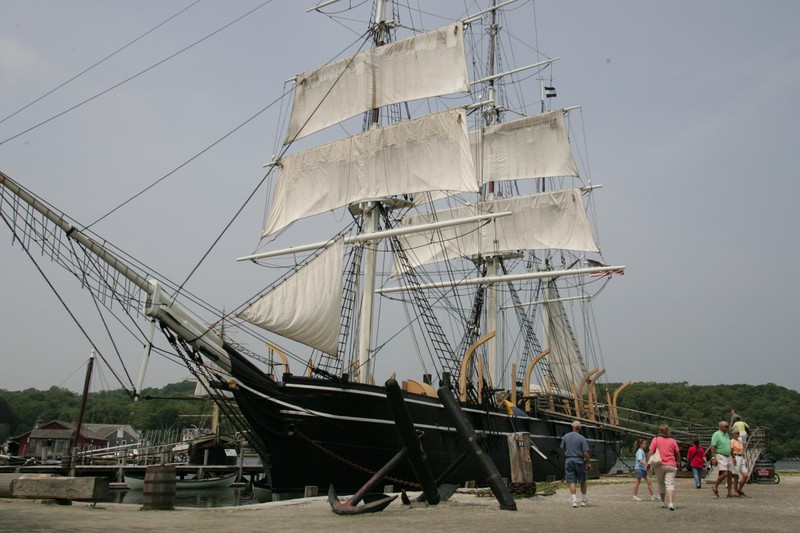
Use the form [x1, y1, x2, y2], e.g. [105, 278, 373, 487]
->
[13, 420, 108, 459]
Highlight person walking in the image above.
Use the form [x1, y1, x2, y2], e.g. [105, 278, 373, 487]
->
[732, 416, 751, 446]
[632, 438, 657, 501]
[709, 421, 734, 497]
[686, 437, 707, 489]
[648, 424, 681, 510]
[561, 420, 591, 508]
[730, 428, 749, 496]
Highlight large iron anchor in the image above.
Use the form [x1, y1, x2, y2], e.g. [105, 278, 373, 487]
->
[327, 447, 402, 514]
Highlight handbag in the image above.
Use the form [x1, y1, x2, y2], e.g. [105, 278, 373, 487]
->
[648, 438, 662, 467]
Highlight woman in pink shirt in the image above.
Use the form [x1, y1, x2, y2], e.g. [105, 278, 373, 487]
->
[649, 424, 682, 510]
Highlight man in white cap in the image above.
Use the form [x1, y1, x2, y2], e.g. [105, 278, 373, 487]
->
[561, 420, 591, 507]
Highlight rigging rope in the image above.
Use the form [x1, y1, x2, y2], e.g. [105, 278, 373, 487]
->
[0, 0, 202, 127]
[0, 209, 134, 394]
[0, 0, 276, 148]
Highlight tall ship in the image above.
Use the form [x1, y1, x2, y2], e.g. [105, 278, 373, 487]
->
[1, 0, 628, 493]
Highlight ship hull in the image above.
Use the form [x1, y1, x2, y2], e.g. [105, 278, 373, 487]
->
[229, 361, 621, 493]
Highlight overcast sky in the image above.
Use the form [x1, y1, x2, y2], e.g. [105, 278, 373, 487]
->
[1, 0, 799, 394]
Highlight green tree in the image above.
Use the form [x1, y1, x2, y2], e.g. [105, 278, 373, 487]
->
[608, 382, 800, 457]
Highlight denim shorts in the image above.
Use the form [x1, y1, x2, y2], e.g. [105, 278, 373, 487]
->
[634, 467, 648, 478]
[565, 457, 587, 484]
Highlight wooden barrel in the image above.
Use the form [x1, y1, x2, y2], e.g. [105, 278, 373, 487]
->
[142, 465, 176, 510]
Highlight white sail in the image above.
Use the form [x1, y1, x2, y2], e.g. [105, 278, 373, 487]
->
[471, 111, 579, 184]
[543, 283, 587, 393]
[264, 108, 477, 237]
[286, 22, 469, 142]
[394, 189, 598, 274]
[238, 239, 344, 356]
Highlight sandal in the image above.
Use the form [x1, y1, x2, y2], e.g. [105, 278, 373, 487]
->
[711, 486, 719, 497]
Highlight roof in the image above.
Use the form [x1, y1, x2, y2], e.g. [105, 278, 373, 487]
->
[20, 420, 108, 441]
[83, 423, 140, 439]
[30, 428, 74, 440]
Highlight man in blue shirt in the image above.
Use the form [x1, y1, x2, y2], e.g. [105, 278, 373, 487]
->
[561, 420, 591, 508]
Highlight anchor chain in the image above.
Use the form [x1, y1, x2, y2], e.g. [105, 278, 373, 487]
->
[296, 430, 422, 489]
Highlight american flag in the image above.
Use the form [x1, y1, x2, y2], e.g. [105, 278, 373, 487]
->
[589, 268, 625, 278]
[586, 259, 625, 277]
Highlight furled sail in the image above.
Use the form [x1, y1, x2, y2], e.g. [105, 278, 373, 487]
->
[285, 22, 469, 142]
[393, 189, 599, 274]
[471, 110, 579, 184]
[542, 282, 587, 393]
[264, 108, 477, 237]
[238, 238, 344, 356]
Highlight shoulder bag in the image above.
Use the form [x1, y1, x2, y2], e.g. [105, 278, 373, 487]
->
[648, 437, 662, 467]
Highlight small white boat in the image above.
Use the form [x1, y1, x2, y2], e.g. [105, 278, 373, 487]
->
[124, 472, 237, 491]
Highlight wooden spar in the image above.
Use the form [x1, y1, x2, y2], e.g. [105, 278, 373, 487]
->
[612, 380, 633, 426]
[569, 383, 580, 418]
[70, 349, 95, 473]
[459, 332, 495, 402]
[511, 363, 517, 404]
[586, 369, 605, 421]
[266, 342, 290, 375]
[577, 368, 599, 418]
[523, 348, 550, 410]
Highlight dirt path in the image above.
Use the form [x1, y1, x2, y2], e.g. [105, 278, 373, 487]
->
[1, 476, 798, 533]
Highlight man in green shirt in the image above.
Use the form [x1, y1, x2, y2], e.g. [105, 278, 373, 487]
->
[709, 421, 733, 497]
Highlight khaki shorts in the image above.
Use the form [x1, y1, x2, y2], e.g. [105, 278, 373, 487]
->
[731, 455, 748, 476]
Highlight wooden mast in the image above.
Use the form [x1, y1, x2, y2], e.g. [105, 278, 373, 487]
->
[69, 349, 95, 475]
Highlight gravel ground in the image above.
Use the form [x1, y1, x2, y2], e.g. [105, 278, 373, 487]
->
[1, 475, 798, 533]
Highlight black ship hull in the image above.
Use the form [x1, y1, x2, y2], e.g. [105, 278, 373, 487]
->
[228, 352, 621, 493]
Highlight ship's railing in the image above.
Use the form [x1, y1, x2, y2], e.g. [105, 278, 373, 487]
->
[743, 426, 769, 468]
[530, 392, 710, 443]
[75, 440, 190, 465]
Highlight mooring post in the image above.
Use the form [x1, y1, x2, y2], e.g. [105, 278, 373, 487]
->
[437, 386, 517, 510]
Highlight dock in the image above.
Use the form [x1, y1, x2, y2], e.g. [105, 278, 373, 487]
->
[0, 463, 267, 485]
[1, 475, 798, 532]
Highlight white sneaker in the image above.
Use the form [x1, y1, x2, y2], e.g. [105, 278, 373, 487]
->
[633, 496, 642, 501]
[572, 501, 578, 508]
[581, 499, 590, 507]
[669, 504, 675, 511]
[651, 495, 659, 501]
[661, 502, 667, 508]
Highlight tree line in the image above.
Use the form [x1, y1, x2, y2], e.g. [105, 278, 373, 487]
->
[2, 380, 799, 458]
[0, 380, 204, 445]
[599, 382, 800, 458]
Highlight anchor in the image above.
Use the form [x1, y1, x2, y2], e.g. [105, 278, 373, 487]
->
[327, 448, 402, 514]
[400, 447, 469, 505]
[328, 378, 452, 514]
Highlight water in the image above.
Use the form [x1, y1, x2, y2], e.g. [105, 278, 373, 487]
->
[111, 486, 263, 508]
